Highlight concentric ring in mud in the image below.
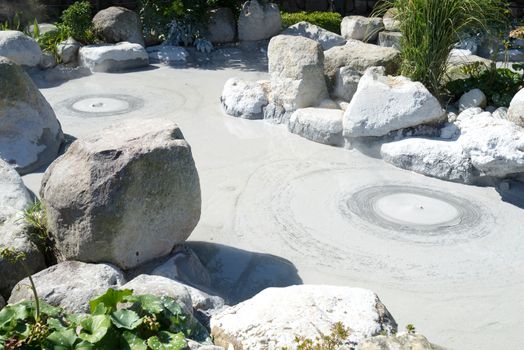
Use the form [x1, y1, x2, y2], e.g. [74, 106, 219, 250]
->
[59, 94, 144, 117]
[342, 185, 487, 243]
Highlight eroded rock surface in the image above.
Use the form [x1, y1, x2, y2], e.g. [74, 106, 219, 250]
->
[288, 107, 344, 146]
[221, 78, 269, 119]
[281, 21, 346, 50]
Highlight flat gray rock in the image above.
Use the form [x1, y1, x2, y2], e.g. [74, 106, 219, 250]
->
[288, 107, 344, 146]
[281, 21, 346, 51]
[79, 42, 149, 72]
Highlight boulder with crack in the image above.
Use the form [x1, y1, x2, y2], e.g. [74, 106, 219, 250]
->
[40, 119, 201, 269]
[210, 285, 397, 350]
[343, 68, 444, 137]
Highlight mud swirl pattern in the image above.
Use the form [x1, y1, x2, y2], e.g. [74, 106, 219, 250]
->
[58, 94, 144, 117]
[232, 159, 524, 291]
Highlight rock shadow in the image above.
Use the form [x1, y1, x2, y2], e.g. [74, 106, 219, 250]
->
[184, 241, 303, 305]
[496, 179, 524, 209]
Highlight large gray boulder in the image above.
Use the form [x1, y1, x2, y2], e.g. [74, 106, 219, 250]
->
[458, 88, 487, 112]
[341, 16, 384, 42]
[268, 35, 328, 117]
[79, 42, 149, 72]
[92, 6, 145, 46]
[324, 39, 400, 82]
[221, 78, 269, 119]
[333, 66, 362, 102]
[288, 108, 344, 146]
[508, 88, 524, 128]
[343, 68, 444, 137]
[359, 333, 446, 350]
[207, 8, 236, 44]
[238, 0, 281, 41]
[8, 261, 125, 313]
[0, 159, 45, 297]
[281, 21, 346, 51]
[210, 285, 397, 349]
[0, 57, 64, 174]
[0, 30, 42, 67]
[40, 118, 201, 269]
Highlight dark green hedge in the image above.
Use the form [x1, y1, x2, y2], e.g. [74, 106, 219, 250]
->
[281, 11, 342, 34]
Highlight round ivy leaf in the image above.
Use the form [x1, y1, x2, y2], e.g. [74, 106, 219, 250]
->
[46, 329, 78, 349]
[147, 331, 187, 350]
[121, 331, 148, 350]
[78, 315, 112, 343]
[111, 310, 142, 330]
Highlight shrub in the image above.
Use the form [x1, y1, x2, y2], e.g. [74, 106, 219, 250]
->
[379, 0, 508, 99]
[446, 62, 524, 107]
[0, 288, 209, 349]
[282, 322, 351, 350]
[281, 11, 342, 34]
[60, 0, 95, 44]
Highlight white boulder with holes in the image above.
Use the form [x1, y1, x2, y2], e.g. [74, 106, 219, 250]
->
[288, 108, 344, 146]
[343, 68, 444, 137]
[0, 57, 64, 174]
[341, 16, 384, 42]
[268, 35, 328, 114]
[40, 119, 201, 269]
[238, 0, 281, 41]
[0, 30, 42, 67]
[79, 42, 148, 72]
[8, 261, 125, 313]
[221, 78, 269, 119]
[210, 285, 397, 350]
[281, 21, 346, 50]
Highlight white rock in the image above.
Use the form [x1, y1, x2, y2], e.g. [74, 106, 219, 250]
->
[207, 8, 236, 44]
[343, 69, 444, 137]
[39, 51, 56, 69]
[268, 35, 328, 114]
[288, 108, 344, 146]
[0, 57, 64, 174]
[382, 8, 400, 32]
[281, 21, 346, 51]
[79, 42, 148, 72]
[57, 38, 81, 64]
[147, 45, 188, 64]
[0, 30, 42, 67]
[459, 88, 487, 112]
[333, 66, 362, 102]
[221, 78, 269, 119]
[238, 0, 281, 41]
[378, 31, 402, 50]
[0, 159, 45, 297]
[359, 333, 444, 350]
[508, 88, 524, 127]
[493, 107, 508, 120]
[341, 16, 384, 42]
[317, 99, 339, 109]
[8, 261, 125, 313]
[210, 285, 397, 350]
[457, 111, 524, 177]
[381, 138, 477, 183]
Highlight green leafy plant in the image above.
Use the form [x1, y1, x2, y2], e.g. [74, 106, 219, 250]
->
[282, 322, 351, 350]
[377, 0, 508, 99]
[281, 11, 342, 34]
[60, 0, 96, 44]
[405, 324, 416, 334]
[446, 62, 524, 107]
[0, 288, 209, 349]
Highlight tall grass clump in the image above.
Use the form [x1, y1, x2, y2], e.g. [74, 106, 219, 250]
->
[379, 0, 508, 98]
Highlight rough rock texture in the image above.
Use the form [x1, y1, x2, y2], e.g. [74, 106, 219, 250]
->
[221, 78, 269, 119]
[0, 30, 42, 66]
[508, 88, 524, 127]
[79, 42, 149, 72]
[359, 333, 446, 350]
[238, 0, 281, 41]
[281, 21, 346, 51]
[343, 69, 444, 137]
[341, 16, 384, 42]
[207, 8, 236, 44]
[187, 340, 225, 350]
[268, 35, 328, 114]
[147, 45, 188, 64]
[457, 110, 524, 177]
[288, 108, 344, 146]
[40, 118, 201, 269]
[333, 66, 362, 102]
[459, 88, 487, 112]
[493, 107, 508, 120]
[39, 52, 56, 69]
[446, 52, 490, 82]
[8, 261, 125, 313]
[121, 275, 194, 315]
[324, 39, 400, 82]
[382, 8, 400, 32]
[0, 159, 45, 297]
[210, 285, 397, 350]
[381, 138, 477, 184]
[57, 38, 80, 64]
[0, 57, 64, 174]
[92, 6, 144, 46]
[378, 31, 401, 50]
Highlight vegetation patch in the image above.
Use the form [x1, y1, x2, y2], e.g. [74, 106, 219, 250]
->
[281, 11, 342, 34]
